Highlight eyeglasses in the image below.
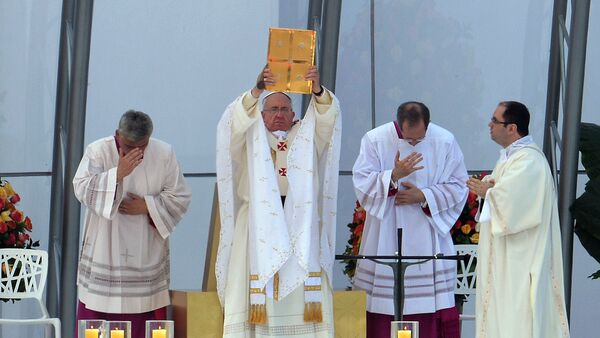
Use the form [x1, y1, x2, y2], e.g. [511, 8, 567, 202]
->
[490, 117, 515, 125]
[263, 107, 291, 114]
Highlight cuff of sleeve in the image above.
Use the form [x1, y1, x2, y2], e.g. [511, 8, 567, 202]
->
[145, 196, 170, 240]
[314, 87, 333, 106]
[241, 90, 260, 111]
[106, 167, 122, 219]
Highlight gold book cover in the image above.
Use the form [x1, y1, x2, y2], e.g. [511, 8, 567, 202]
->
[267, 28, 316, 94]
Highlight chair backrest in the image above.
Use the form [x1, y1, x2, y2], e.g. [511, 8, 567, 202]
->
[0, 249, 48, 300]
[455, 244, 477, 295]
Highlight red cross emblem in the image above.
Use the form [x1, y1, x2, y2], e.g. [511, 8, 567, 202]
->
[279, 168, 287, 176]
[277, 141, 287, 151]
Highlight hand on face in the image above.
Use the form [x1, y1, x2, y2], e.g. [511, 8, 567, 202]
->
[118, 192, 149, 215]
[392, 151, 424, 182]
[116, 147, 143, 182]
[394, 182, 425, 205]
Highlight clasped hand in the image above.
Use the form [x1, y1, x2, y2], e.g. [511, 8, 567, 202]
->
[466, 177, 495, 198]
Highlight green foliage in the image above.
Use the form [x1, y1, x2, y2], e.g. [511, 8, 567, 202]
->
[571, 123, 600, 279]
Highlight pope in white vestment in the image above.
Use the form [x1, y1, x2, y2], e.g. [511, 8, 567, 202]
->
[216, 66, 341, 337]
[73, 110, 191, 338]
[468, 101, 569, 338]
[353, 102, 467, 338]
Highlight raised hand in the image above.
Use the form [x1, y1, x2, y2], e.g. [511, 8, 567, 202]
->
[116, 147, 143, 182]
[466, 177, 495, 198]
[391, 151, 424, 182]
[252, 65, 277, 97]
[305, 65, 322, 94]
[118, 192, 149, 215]
[394, 182, 425, 205]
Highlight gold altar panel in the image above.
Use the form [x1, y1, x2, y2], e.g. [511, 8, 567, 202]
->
[267, 27, 316, 94]
[333, 290, 366, 338]
[171, 290, 366, 338]
[172, 291, 223, 338]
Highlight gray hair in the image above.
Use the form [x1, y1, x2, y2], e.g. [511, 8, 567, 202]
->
[118, 110, 153, 142]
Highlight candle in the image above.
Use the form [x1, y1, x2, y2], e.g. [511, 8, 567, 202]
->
[111, 328, 125, 338]
[85, 327, 99, 338]
[152, 327, 167, 338]
[397, 329, 412, 338]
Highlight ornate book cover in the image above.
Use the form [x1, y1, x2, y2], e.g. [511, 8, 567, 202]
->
[267, 28, 316, 94]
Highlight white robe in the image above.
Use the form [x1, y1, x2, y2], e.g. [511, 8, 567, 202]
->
[216, 89, 341, 337]
[352, 122, 468, 316]
[73, 136, 191, 313]
[475, 141, 570, 338]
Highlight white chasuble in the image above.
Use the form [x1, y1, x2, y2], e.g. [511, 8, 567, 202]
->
[352, 122, 468, 316]
[216, 88, 341, 337]
[475, 143, 569, 338]
[73, 137, 191, 313]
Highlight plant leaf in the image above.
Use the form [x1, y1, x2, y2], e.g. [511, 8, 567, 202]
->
[579, 123, 600, 181]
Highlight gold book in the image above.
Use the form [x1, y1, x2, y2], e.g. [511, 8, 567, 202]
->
[267, 27, 316, 94]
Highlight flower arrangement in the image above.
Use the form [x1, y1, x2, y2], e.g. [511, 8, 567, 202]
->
[0, 180, 39, 249]
[451, 173, 486, 246]
[342, 201, 366, 280]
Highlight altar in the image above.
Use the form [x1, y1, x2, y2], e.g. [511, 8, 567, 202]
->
[171, 290, 366, 338]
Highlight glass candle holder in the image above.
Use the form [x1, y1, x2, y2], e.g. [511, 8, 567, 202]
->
[104, 321, 131, 338]
[145, 320, 174, 338]
[78, 319, 105, 338]
[390, 321, 419, 338]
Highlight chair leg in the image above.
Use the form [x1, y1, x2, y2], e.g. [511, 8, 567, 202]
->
[54, 320, 62, 338]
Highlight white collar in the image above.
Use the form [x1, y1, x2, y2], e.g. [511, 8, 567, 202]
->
[271, 130, 288, 140]
[499, 135, 534, 162]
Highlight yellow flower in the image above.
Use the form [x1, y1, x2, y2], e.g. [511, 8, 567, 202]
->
[470, 233, 479, 244]
[0, 211, 12, 222]
[0, 187, 7, 200]
[2, 182, 15, 196]
[461, 224, 471, 235]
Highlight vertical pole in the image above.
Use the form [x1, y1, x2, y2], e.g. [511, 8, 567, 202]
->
[318, 0, 341, 92]
[301, 0, 323, 114]
[47, 0, 76, 317]
[558, 0, 591, 319]
[60, 0, 94, 336]
[395, 228, 403, 321]
[542, 0, 567, 166]
[370, 0, 376, 129]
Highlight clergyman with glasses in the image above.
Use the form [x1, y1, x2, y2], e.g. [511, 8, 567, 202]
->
[215, 65, 341, 337]
[466, 101, 570, 338]
[352, 101, 468, 338]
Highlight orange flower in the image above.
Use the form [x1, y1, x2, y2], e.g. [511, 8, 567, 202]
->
[461, 223, 471, 235]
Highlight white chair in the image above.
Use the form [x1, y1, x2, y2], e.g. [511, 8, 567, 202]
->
[455, 244, 477, 322]
[0, 248, 61, 337]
